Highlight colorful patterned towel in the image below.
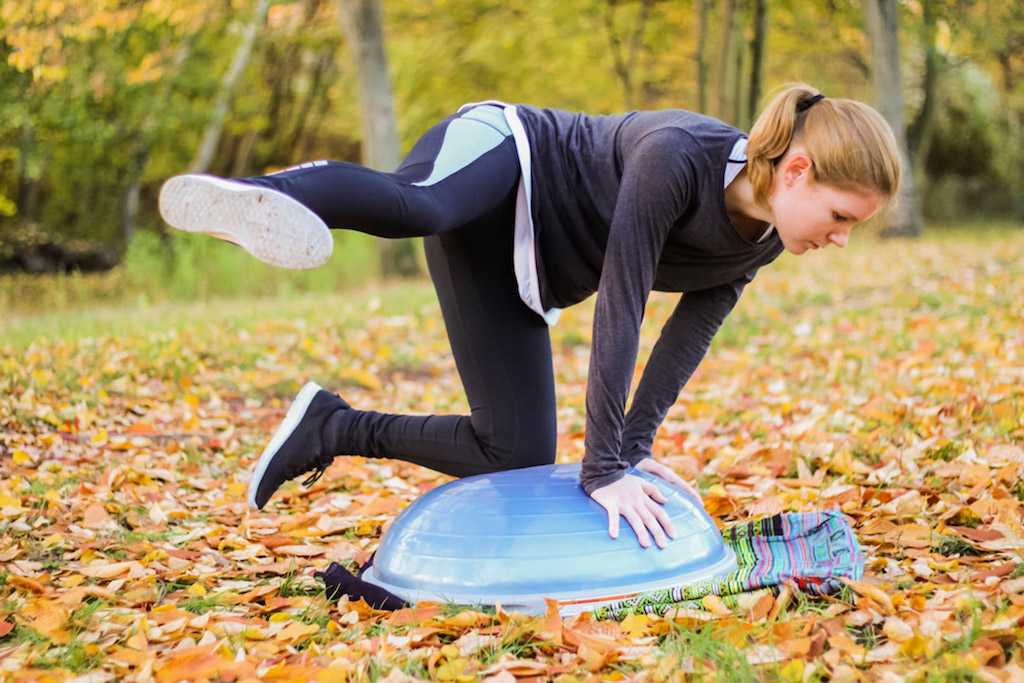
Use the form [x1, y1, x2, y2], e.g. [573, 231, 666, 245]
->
[317, 510, 863, 618]
[591, 510, 864, 619]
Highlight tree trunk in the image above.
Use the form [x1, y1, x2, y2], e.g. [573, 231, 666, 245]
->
[996, 50, 1024, 221]
[731, 6, 746, 126]
[16, 125, 41, 224]
[602, 0, 654, 109]
[695, 0, 710, 113]
[123, 38, 196, 261]
[715, 0, 737, 121]
[747, 0, 767, 128]
[230, 128, 259, 177]
[863, 0, 923, 237]
[189, 0, 271, 174]
[337, 0, 421, 278]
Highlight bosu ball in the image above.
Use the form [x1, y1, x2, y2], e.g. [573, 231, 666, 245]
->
[360, 463, 737, 616]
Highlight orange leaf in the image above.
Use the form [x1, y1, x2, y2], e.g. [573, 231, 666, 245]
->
[842, 578, 894, 615]
[578, 641, 613, 672]
[27, 601, 70, 644]
[536, 598, 563, 645]
[154, 645, 224, 683]
[749, 592, 774, 622]
[127, 422, 158, 435]
[768, 584, 794, 621]
[387, 603, 442, 626]
[272, 544, 325, 557]
[563, 619, 623, 654]
[82, 502, 114, 529]
[7, 574, 45, 593]
[702, 594, 732, 617]
[780, 637, 811, 658]
[827, 631, 865, 657]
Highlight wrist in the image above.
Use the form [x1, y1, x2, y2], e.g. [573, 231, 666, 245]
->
[622, 447, 652, 468]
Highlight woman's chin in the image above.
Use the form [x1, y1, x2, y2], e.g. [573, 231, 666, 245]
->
[783, 240, 809, 255]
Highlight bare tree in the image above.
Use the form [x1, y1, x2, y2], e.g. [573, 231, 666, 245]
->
[603, 0, 655, 108]
[337, 0, 420, 277]
[695, 0, 711, 112]
[747, 0, 767, 128]
[715, 0, 744, 123]
[189, 0, 271, 174]
[863, 0, 923, 236]
[907, 0, 940, 179]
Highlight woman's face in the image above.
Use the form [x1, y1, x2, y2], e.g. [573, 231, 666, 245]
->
[769, 149, 884, 255]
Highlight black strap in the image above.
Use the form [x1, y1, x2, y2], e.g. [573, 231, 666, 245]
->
[797, 93, 825, 113]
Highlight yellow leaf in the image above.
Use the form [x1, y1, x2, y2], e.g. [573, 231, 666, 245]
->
[779, 659, 805, 681]
[701, 594, 732, 617]
[12, 450, 33, 465]
[275, 621, 319, 643]
[619, 613, 651, 637]
[842, 578, 894, 614]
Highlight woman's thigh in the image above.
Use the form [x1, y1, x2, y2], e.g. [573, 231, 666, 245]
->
[422, 206, 557, 468]
[241, 104, 520, 238]
[391, 104, 520, 235]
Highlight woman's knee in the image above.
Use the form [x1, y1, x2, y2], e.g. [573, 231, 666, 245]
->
[474, 418, 557, 471]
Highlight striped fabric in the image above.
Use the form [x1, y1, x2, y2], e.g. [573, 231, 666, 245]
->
[592, 510, 864, 620]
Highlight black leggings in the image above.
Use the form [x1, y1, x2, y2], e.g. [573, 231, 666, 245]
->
[239, 107, 557, 476]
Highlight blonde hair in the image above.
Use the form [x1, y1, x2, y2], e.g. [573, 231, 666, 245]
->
[746, 82, 902, 215]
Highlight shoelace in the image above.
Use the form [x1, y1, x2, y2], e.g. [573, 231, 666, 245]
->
[299, 455, 333, 488]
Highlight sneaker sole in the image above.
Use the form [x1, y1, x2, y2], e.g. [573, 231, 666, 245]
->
[248, 381, 324, 510]
[158, 174, 333, 270]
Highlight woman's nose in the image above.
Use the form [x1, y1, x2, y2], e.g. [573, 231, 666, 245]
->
[829, 231, 849, 248]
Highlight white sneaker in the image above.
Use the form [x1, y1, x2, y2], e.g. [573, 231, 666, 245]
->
[158, 173, 333, 270]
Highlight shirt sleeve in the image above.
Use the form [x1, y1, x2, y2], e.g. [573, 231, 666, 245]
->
[618, 273, 755, 467]
[579, 129, 699, 496]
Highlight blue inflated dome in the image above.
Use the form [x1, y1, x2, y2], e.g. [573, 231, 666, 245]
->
[361, 463, 736, 615]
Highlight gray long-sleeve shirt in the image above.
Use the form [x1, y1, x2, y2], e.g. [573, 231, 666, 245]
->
[513, 105, 785, 495]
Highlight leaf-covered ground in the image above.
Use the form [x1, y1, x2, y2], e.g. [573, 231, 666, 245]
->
[2, 227, 1023, 682]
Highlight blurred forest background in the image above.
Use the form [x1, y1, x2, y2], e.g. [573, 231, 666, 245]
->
[0, 0, 1021, 309]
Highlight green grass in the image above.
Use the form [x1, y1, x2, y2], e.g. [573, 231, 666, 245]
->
[0, 228, 437, 348]
[932, 535, 983, 557]
[180, 594, 223, 614]
[0, 270, 438, 350]
[657, 621, 758, 683]
[30, 639, 104, 673]
[1, 228, 382, 310]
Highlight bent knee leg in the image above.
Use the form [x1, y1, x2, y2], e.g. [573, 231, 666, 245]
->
[472, 411, 556, 472]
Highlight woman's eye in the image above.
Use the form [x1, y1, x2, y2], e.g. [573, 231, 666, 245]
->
[833, 212, 847, 222]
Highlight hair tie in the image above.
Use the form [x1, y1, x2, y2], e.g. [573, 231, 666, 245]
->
[797, 93, 825, 113]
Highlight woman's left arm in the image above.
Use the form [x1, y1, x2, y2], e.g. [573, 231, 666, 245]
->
[619, 273, 755, 469]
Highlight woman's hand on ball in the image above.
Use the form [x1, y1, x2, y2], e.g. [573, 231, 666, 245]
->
[589, 474, 676, 549]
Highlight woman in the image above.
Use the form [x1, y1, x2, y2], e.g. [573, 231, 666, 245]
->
[159, 82, 900, 550]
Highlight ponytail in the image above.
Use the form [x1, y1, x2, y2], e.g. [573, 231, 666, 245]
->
[746, 82, 902, 212]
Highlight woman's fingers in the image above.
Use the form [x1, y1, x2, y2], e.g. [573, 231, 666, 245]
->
[637, 504, 670, 548]
[642, 480, 667, 504]
[606, 504, 619, 539]
[590, 473, 691, 549]
[636, 458, 700, 499]
[621, 507, 652, 548]
[682, 481, 703, 502]
[650, 466, 704, 506]
[646, 497, 676, 540]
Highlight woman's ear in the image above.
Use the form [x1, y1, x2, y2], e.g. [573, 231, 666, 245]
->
[780, 152, 813, 188]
